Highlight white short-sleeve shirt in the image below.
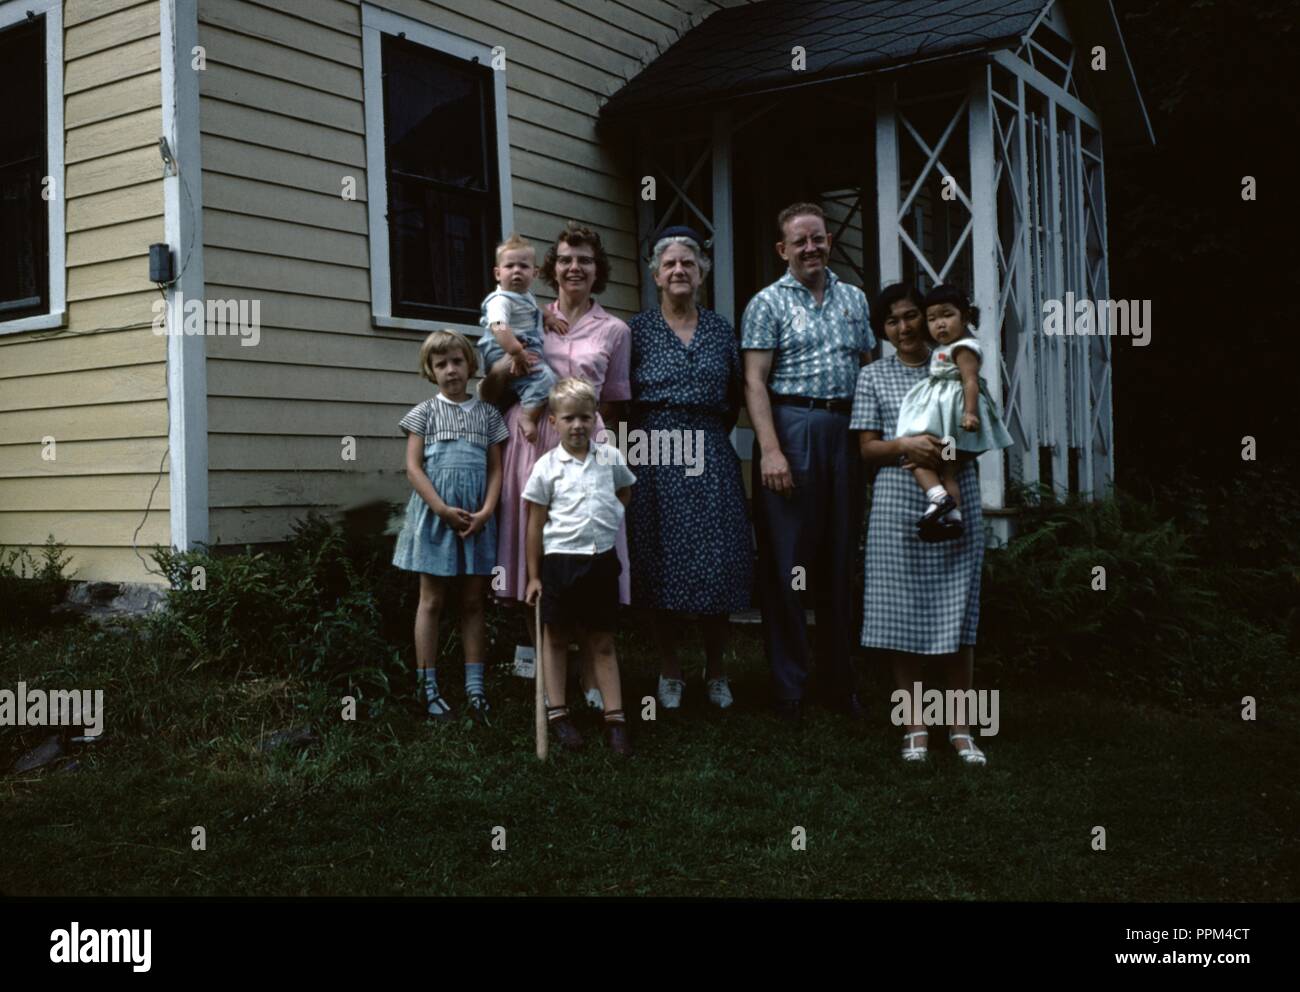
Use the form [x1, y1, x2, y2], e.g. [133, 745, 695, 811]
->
[521, 442, 636, 555]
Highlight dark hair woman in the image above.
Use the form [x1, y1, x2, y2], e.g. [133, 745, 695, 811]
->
[849, 283, 990, 766]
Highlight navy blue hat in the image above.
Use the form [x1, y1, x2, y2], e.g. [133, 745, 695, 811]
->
[657, 225, 709, 249]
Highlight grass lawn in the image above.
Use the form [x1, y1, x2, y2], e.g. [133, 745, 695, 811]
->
[1, 620, 1295, 899]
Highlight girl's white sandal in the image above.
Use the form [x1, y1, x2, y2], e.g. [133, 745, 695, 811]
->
[948, 732, 987, 766]
[901, 731, 929, 763]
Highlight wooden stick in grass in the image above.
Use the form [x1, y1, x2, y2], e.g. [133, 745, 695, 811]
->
[534, 593, 548, 761]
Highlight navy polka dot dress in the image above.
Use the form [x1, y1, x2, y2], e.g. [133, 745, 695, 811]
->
[627, 306, 754, 614]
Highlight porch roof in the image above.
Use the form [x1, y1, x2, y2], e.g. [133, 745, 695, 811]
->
[600, 0, 1154, 145]
[601, 0, 1046, 121]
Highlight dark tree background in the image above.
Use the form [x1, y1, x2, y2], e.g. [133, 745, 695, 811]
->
[1109, 0, 1297, 489]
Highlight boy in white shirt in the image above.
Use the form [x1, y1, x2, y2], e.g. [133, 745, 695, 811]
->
[523, 378, 636, 756]
[478, 234, 558, 443]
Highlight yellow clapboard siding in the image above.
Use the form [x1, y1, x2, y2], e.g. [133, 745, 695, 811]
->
[203, 247, 370, 301]
[66, 36, 161, 95]
[0, 437, 168, 478]
[208, 434, 404, 472]
[506, 91, 602, 151]
[0, 366, 166, 414]
[204, 210, 369, 268]
[201, 98, 367, 168]
[0, 475, 171, 512]
[209, 470, 407, 508]
[202, 0, 362, 68]
[207, 359, 426, 405]
[0, 511, 169, 547]
[201, 134, 366, 201]
[67, 109, 161, 165]
[65, 0, 154, 29]
[509, 119, 619, 181]
[0, 402, 168, 443]
[0, 326, 165, 380]
[67, 185, 164, 232]
[202, 173, 368, 235]
[63, 292, 161, 336]
[201, 284, 375, 333]
[66, 73, 161, 130]
[66, 146, 162, 200]
[199, 23, 363, 96]
[243, 0, 362, 36]
[201, 324, 417, 370]
[208, 396, 413, 437]
[511, 148, 630, 208]
[406, 0, 632, 82]
[67, 216, 166, 267]
[66, 1, 159, 61]
[0, 544, 170, 584]
[541, 0, 680, 48]
[494, 0, 660, 59]
[67, 257, 160, 302]
[198, 64, 364, 134]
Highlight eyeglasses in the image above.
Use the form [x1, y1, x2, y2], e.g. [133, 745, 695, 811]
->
[556, 255, 596, 267]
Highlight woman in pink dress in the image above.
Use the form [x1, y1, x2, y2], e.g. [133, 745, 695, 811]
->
[480, 223, 632, 688]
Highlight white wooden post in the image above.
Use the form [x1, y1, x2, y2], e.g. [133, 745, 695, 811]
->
[1071, 114, 1094, 495]
[969, 65, 1009, 530]
[875, 80, 901, 358]
[1014, 76, 1040, 490]
[1046, 99, 1069, 495]
[711, 109, 735, 325]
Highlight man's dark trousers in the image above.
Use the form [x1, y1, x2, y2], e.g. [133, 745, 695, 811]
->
[752, 402, 861, 703]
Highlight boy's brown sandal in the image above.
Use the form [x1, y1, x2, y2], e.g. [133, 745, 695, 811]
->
[603, 721, 632, 757]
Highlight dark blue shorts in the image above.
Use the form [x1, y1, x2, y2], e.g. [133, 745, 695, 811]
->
[540, 549, 621, 631]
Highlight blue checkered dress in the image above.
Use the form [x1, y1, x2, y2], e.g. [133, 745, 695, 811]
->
[850, 355, 984, 654]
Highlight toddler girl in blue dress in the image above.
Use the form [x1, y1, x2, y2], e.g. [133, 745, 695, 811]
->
[393, 330, 510, 721]
[895, 284, 1012, 541]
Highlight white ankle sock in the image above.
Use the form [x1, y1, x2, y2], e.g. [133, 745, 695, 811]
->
[926, 485, 948, 504]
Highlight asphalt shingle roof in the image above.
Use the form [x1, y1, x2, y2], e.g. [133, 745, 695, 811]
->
[601, 0, 1048, 120]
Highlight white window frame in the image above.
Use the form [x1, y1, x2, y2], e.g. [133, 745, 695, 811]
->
[360, 3, 513, 339]
[0, 0, 66, 335]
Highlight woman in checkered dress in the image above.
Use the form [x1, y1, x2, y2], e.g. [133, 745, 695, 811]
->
[849, 284, 988, 766]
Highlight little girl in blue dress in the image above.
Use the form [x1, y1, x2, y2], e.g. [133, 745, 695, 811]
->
[393, 330, 510, 721]
[895, 284, 1013, 541]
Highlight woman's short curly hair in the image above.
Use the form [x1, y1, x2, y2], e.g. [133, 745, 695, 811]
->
[541, 222, 611, 295]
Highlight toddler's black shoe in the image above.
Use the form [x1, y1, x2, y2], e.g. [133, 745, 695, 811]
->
[918, 516, 965, 543]
[466, 691, 492, 726]
[425, 695, 455, 722]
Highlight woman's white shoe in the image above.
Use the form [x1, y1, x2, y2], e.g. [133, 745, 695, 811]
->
[948, 732, 987, 766]
[657, 675, 685, 710]
[900, 730, 929, 763]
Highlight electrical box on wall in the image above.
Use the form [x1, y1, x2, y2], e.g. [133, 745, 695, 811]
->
[149, 243, 174, 284]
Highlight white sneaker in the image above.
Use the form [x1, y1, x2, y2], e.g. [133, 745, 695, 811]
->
[657, 675, 685, 710]
[705, 676, 734, 710]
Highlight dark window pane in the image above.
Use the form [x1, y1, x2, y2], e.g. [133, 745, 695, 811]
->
[0, 16, 47, 319]
[388, 177, 491, 322]
[382, 36, 490, 190]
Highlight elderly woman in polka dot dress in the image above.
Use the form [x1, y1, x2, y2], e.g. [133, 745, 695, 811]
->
[627, 227, 754, 711]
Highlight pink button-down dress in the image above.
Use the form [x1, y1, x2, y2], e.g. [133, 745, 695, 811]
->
[494, 299, 632, 604]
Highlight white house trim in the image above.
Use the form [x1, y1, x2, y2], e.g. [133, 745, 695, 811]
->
[0, 0, 65, 337]
[161, 0, 210, 550]
[360, 3, 514, 337]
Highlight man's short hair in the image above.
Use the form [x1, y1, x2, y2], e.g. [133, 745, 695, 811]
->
[549, 377, 598, 412]
[777, 202, 826, 238]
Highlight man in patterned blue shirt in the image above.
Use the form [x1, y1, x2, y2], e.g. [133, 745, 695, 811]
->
[741, 203, 875, 722]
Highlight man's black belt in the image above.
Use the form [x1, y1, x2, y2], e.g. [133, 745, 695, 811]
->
[770, 393, 853, 414]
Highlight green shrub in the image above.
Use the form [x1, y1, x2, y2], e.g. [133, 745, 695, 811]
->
[979, 482, 1293, 700]
[150, 514, 406, 713]
[0, 536, 73, 628]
